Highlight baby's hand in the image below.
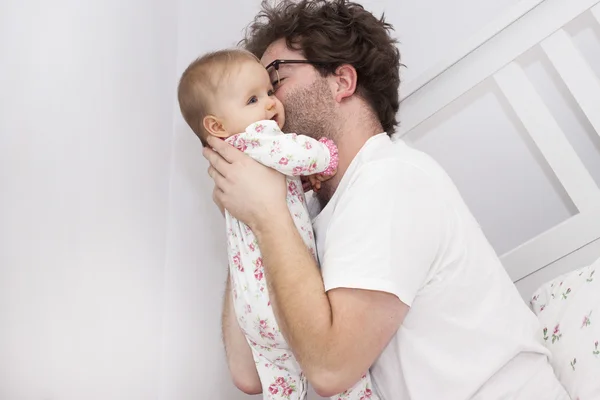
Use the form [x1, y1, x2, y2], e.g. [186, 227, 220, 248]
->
[303, 168, 337, 192]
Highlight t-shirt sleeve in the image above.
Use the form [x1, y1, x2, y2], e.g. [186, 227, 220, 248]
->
[321, 159, 447, 307]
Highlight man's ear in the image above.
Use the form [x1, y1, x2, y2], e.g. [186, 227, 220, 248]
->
[203, 115, 228, 138]
[333, 64, 358, 103]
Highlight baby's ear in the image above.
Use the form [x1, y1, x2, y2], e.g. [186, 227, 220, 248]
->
[203, 115, 228, 138]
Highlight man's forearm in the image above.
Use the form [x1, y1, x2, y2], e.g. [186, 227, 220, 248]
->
[254, 211, 336, 375]
[222, 272, 262, 394]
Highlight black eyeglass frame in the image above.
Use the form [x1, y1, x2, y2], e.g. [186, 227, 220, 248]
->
[265, 59, 335, 87]
[265, 59, 333, 71]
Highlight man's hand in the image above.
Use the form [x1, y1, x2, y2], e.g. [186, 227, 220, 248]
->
[203, 135, 287, 230]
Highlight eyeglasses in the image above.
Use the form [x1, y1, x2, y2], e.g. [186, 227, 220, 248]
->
[265, 59, 333, 88]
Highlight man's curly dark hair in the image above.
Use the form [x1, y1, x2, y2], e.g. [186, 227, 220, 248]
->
[240, 0, 402, 136]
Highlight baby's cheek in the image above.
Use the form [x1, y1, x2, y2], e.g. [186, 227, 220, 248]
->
[278, 109, 286, 129]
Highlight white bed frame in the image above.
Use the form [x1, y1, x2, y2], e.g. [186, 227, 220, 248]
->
[396, 0, 600, 296]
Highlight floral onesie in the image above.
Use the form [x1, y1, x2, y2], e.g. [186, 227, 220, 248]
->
[224, 120, 379, 400]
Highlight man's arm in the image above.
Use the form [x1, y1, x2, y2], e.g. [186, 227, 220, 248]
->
[222, 272, 262, 394]
[203, 137, 438, 397]
[254, 211, 407, 397]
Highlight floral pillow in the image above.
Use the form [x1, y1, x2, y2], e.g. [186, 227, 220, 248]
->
[529, 257, 600, 400]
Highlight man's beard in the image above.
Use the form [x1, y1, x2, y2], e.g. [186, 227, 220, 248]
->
[282, 78, 339, 207]
[282, 77, 338, 142]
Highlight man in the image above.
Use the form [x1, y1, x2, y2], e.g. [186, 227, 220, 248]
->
[203, 1, 570, 398]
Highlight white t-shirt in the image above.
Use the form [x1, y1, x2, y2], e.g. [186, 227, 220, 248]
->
[308, 134, 568, 400]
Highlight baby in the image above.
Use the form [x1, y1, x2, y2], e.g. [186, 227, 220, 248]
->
[178, 49, 378, 400]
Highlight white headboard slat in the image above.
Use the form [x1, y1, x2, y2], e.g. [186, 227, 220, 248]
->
[541, 30, 600, 138]
[501, 208, 600, 281]
[494, 62, 600, 212]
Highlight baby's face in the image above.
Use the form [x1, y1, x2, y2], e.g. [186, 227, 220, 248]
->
[217, 60, 285, 135]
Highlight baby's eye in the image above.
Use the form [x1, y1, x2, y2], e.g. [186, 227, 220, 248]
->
[267, 89, 275, 96]
[246, 96, 258, 105]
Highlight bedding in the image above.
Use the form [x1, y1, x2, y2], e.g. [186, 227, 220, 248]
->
[530, 257, 600, 400]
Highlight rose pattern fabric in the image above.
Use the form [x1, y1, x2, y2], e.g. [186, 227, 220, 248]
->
[530, 257, 600, 400]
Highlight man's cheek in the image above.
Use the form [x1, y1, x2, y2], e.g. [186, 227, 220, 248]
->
[278, 87, 294, 105]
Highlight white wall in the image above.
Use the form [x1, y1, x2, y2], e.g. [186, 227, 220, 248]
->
[360, 0, 522, 84]
[159, 0, 262, 398]
[0, 0, 544, 399]
[0, 0, 176, 398]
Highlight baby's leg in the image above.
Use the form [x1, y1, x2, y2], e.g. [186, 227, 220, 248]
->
[249, 343, 308, 400]
[330, 371, 380, 400]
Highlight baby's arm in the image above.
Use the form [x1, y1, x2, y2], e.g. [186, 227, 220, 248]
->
[225, 120, 338, 177]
